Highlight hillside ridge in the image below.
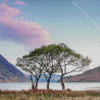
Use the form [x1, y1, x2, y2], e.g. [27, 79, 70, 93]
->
[0, 55, 29, 82]
[58, 66, 100, 82]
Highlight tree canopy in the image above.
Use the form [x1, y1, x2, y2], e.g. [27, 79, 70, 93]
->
[17, 43, 91, 90]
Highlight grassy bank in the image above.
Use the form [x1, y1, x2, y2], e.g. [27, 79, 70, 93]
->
[0, 89, 100, 100]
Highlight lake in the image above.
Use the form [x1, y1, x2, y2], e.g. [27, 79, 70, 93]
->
[0, 82, 100, 91]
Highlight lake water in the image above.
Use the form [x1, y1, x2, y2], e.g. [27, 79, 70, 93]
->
[0, 82, 100, 91]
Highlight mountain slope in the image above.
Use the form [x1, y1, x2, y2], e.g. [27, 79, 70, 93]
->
[58, 66, 100, 82]
[0, 55, 29, 82]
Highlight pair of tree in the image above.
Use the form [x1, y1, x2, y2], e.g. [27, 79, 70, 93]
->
[16, 43, 91, 90]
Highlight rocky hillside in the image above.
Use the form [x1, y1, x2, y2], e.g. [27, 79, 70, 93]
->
[0, 55, 29, 82]
[58, 66, 100, 82]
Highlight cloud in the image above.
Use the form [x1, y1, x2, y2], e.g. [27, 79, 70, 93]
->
[0, 4, 20, 18]
[14, 0, 27, 6]
[2, 0, 9, 3]
[0, 4, 52, 50]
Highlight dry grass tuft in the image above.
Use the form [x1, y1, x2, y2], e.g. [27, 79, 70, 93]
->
[0, 89, 100, 100]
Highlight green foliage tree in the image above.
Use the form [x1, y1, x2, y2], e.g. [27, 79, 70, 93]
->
[54, 43, 92, 90]
[27, 43, 91, 90]
[16, 43, 91, 90]
[24, 44, 61, 89]
[16, 55, 45, 89]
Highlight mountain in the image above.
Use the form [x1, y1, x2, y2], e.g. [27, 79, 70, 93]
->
[27, 74, 61, 82]
[58, 66, 100, 82]
[0, 55, 29, 82]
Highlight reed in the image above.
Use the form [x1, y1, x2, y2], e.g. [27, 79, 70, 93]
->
[0, 89, 100, 100]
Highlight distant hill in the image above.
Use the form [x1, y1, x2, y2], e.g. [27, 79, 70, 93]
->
[58, 66, 100, 82]
[27, 74, 61, 82]
[0, 55, 29, 82]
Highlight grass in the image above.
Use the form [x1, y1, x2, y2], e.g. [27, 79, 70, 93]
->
[0, 89, 100, 100]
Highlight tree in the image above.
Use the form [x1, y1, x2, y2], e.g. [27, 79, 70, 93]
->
[24, 44, 61, 89]
[43, 52, 60, 89]
[16, 55, 45, 89]
[27, 43, 91, 90]
[16, 43, 91, 90]
[55, 43, 92, 90]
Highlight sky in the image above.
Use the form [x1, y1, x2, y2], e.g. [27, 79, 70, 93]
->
[0, 0, 100, 75]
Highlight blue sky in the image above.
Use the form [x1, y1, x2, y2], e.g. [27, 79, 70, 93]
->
[0, 0, 100, 74]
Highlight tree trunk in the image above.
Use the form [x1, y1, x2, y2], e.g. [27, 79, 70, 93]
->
[31, 74, 34, 89]
[61, 74, 65, 90]
[35, 74, 41, 89]
[35, 80, 39, 88]
[47, 74, 52, 89]
[32, 84, 34, 89]
[47, 81, 50, 89]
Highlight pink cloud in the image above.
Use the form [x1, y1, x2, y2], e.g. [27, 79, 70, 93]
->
[0, 4, 20, 18]
[0, 4, 52, 50]
[14, 1, 27, 6]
